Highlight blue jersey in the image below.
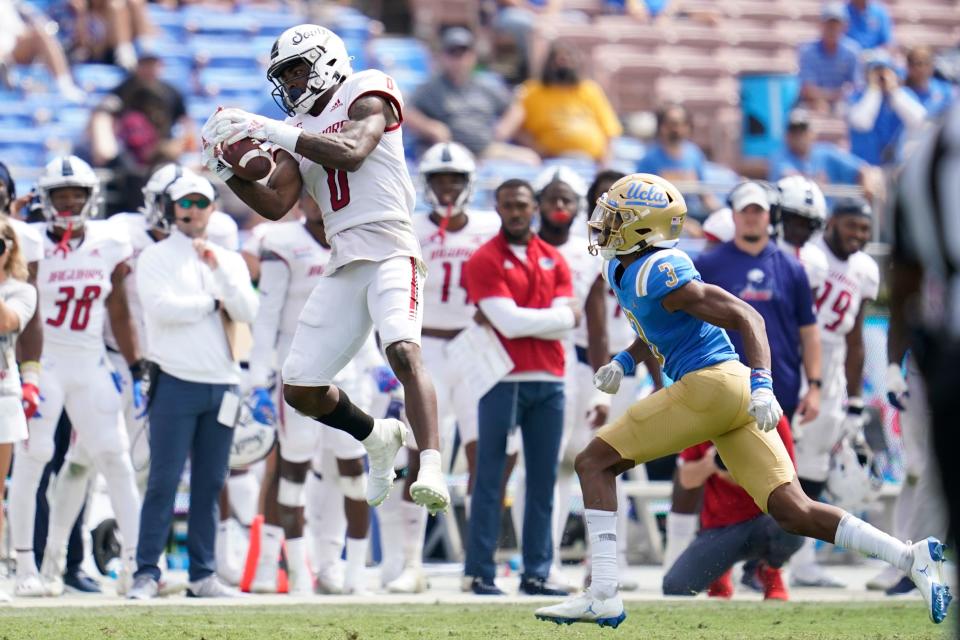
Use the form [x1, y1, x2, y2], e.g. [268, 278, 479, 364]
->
[605, 248, 738, 381]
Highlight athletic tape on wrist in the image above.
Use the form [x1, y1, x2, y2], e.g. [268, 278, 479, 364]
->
[750, 368, 773, 392]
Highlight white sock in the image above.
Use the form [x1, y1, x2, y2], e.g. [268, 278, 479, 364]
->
[285, 537, 310, 583]
[401, 500, 426, 570]
[256, 524, 284, 579]
[835, 513, 913, 572]
[227, 473, 260, 526]
[419, 448, 441, 470]
[585, 508, 619, 600]
[344, 537, 369, 590]
[16, 550, 37, 576]
[9, 454, 46, 550]
[663, 512, 698, 571]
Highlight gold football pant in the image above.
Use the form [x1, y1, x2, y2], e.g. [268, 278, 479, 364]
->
[597, 360, 794, 511]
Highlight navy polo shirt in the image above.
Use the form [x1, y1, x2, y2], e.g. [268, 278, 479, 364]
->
[695, 241, 816, 416]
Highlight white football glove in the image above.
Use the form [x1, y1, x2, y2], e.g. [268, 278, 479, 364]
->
[211, 108, 302, 153]
[748, 387, 783, 432]
[200, 131, 233, 181]
[885, 363, 908, 411]
[839, 396, 865, 441]
[593, 361, 624, 395]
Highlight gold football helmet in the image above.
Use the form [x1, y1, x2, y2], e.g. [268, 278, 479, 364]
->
[587, 173, 687, 259]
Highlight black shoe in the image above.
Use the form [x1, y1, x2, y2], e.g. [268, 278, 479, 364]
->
[63, 569, 102, 594]
[740, 560, 763, 593]
[519, 576, 569, 596]
[885, 576, 917, 596]
[470, 576, 505, 596]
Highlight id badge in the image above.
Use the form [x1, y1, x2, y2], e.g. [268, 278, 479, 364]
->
[217, 390, 241, 428]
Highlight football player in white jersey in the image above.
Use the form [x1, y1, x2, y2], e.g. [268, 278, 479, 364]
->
[7, 156, 143, 597]
[776, 176, 829, 292]
[791, 196, 880, 588]
[385, 141, 500, 593]
[246, 190, 371, 594]
[201, 24, 449, 515]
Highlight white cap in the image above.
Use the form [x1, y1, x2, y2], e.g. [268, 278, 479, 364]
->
[731, 182, 770, 212]
[168, 173, 215, 202]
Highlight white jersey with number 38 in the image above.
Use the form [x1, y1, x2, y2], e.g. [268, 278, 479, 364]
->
[285, 70, 416, 240]
[35, 220, 132, 354]
[414, 211, 499, 330]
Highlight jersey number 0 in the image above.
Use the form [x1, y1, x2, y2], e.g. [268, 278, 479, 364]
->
[324, 168, 351, 211]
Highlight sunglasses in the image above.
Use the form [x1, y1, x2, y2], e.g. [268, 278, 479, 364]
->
[176, 197, 211, 209]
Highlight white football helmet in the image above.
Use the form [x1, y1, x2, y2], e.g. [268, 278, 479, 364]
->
[826, 437, 884, 512]
[229, 400, 277, 470]
[777, 175, 826, 226]
[534, 165, 588, 215]
[37, 155, 100, 230]
[419, 142, 476, 214]
[268, 24, 353, 116]
[141, 163, 187, 233]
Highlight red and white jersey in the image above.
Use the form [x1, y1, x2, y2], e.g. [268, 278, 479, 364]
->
[35, 220, 131, 354]
[554, 234, 603, 349]
[778, 237, 829, 291]
[249, 220, 331, 386]
[285, 70, 416, 242]
[414, 211, 499, 330]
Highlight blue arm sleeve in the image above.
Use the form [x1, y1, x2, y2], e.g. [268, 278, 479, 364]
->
[642, 252, 699, 301]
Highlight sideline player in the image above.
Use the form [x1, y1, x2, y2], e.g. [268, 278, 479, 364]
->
[776, 175, 829, 292]
[246, 191, 370, 594]
[8, 156, 143, 596]
[202, 24, 449, 514]
[790, 196, 880, 587]
[534, 173, 951, 628]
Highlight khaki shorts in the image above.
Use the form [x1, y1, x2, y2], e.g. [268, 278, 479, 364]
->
[597, 360, 794, 512]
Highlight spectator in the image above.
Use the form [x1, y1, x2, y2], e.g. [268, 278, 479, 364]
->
[407, 28, 536, 162]
[462, 178, 577, 597]
[768, 109, 878, 200]
[845, 0, 893, 51]
[798, 2, 862, 113]
[636, 103, 721, 218]
[494, 42, 622, 162]
[0, 0, 84, 101]
[662, 420, 802, 600]
[49, 0, 155, 70]
[128, 173, 258, 600]
[848, 52, 928, 165]
[0, 216, 37, 603]
[904, 46, 955, 118]
[695, 182, 822, 426]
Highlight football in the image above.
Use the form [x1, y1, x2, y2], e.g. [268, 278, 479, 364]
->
[222, 137, 273, 181]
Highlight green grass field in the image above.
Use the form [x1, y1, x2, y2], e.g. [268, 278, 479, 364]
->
[0, 602, 951, 640]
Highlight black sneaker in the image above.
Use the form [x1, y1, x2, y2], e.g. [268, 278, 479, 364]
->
[470, 576, 505, 596]
[63, 569, 102, 594]
[519, 576, 569, 596]
[740, 560, 763, 592]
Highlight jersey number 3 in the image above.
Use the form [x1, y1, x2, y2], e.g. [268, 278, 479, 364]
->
[47, 285, 102, 331]
[324, 168, 350, 211]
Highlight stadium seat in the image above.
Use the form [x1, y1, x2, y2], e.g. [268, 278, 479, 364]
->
[368, 37, 432, 76]
[73, 64, 126, 94]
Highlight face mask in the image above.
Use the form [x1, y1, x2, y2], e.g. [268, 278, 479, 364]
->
[546, 208, 574, 225]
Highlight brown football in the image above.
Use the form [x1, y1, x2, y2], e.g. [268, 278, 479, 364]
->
[222, 137, 273, 181]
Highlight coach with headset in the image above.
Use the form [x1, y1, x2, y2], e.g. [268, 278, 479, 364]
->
[127, 172, 258, 600]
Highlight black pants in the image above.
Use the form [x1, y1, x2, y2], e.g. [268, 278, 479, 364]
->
[33, 412, 86, 573]
[662, 514, 803, 596]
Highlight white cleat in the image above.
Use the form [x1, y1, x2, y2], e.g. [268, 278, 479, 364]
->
[409, 462, 450, 515]
[39, 548, 65, 597]
[0, 590, 10, 603]
[287, 568, 314, 596]
[15, 572, 49, 598]
[386, 567, 428, 594]
[789, 565, 846, 589]
[866, 564, 903, 591]
[249, 573, 278, 594]
[908, 537, 953, 624]
[535, 590, 626, 628]
[364, 419, 406, 507]
[314, 564, 345, 595]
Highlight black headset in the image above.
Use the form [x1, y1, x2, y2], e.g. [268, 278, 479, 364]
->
[159, 164, 184, 231]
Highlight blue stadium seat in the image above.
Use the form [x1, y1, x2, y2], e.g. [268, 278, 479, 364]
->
[368, 38, 431, 75]
[198, 68, 270, 98]
[610, 136, 647, 167]
[192, 40, 265, 72]
[182, 11, 257, 38]
[542, 157, 598, 186]
[73, 64, 126, 94]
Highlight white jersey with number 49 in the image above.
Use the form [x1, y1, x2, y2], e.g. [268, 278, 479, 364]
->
[35, 220, 132, 354]
[286, 70, 416, 240]
[414, 211, 499, 330]
[555, 234, 603, 350]
[813, 235, 879, 392]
